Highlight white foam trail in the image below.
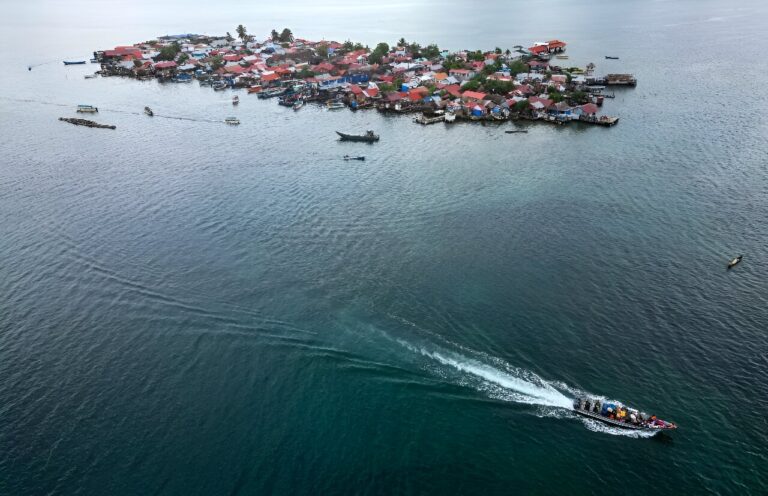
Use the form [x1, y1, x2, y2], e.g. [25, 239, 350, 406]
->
[581, 418, 659, 438]
[398, 340, 573, 409]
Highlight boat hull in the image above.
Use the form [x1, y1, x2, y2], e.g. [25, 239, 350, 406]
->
[336, 131, 379, 142]
[572, 408, 676, 433]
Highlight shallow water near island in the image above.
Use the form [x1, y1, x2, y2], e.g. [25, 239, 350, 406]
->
[2, 0, 768, 494]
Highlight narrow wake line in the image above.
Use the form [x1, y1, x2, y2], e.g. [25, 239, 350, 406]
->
[0, 97, 220, 123]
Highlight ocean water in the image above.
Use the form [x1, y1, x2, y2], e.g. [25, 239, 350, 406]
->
[1, 0, 767, 494]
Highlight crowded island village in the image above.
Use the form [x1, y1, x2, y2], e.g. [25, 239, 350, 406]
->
[65, 26, 637, 131]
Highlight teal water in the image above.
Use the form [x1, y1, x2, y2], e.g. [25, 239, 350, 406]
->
[1, 0, 768, 494]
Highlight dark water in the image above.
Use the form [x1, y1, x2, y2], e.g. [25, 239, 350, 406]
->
[2, 0, 768, 494]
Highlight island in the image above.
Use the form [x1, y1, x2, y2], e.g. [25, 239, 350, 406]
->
[92, 27, 636, 127]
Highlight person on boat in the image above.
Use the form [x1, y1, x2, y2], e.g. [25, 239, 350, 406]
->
[584, 399, 591, 411]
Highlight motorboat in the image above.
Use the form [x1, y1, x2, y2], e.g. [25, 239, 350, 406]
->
[232, 95, 240, 105]
[336, 130, 379, 142]
[63, 60, 86, 65]
[247, 85, 262, 94]
[605, 56, 620, 60]
[343, 155, 365, 161]
[76, 104, 98, 113]
[327, 100, 346, 110]
[573, 398, 677, 433]
[213, 82, 228, 91]
[505, 129, 528, 134]
[84, 74, 97, 79]
[144, 106, 154, 116]
[293, 99, 304, 111]
[224, 117, 240, 125]
[727, 255, 743, 269]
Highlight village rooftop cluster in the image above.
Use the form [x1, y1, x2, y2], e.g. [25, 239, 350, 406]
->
[94, 27, 637, 126]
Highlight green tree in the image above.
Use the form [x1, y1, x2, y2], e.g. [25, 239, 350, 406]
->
[353, 42, 364, 50]
[225, 32, 234, 42]
[297, 67, 315, 79]
[508, 60, 527, 74]
[367, 42, 390, 65]
[177, 53, 189, 65]
[398, 37, 407, 47]
[210, 55, 224, 70]
[271, 29, 279, 41]
[343, 40, 354, 51]
[495, 47, 502, 54]
[316, 44, 329, 58]
[421, 43, 441, 59]
[157, 42, 180, 61]
[279, 28, 293, 43]
[513, 99, 529, 112]
[236, 24, 248, 43]
[408, 42, 421, 57]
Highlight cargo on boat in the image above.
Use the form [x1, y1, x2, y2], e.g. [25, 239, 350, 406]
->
[573, 398, 677, 433]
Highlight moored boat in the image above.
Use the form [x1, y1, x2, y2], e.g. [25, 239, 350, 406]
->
[293, 99, 304, 111]
[257, 87, 286, 99]
[336, 130, 379, 142]
[76, 104, 98, 113]
[727, 255, 743, 269]
[232, 95, 240, 105]
[84, 74, 97, 79]
[63, 60, 86, 65]
[144, 106, 153, 116]
[213, 82, 228, 91]
[505, 129, 528, 133]
[605, 56, 620, 60]
[327, 100, 346, 110]
[343, 155, 365, 161]
[573, 398, 677, 433]
[247, 85, 262, 94]
[224, 117, 240, 125]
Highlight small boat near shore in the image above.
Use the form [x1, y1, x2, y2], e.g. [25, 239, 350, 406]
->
[605, 56, 620, 60]
[63, 60, 86, 65]
[224, 117, 240, 125]
[213, 82, 228, 91]
[505, 129, 528, 134]
[76, 104, 98, 113]
[343, 155, 365, 161]
[573, 398, 677, 433]
[247, 85, 262, 94]
[293, 99, 304, 111]
[84, 74, 98, 79]
[727, 255, 743, 269]
[336, 130, 379, 142]
[144, 106, 153, 116]
[327, 100, 346, 110]
[232, 95, 239, 105]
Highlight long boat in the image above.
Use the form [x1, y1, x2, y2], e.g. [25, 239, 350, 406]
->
[257, 88, 286, 99]
[727, 255, 743, 269]
[63, 60, 86, 65]
[336, 130, 379, 142]
[572, 398, 677, 433]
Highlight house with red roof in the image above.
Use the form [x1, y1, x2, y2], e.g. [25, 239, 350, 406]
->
[462, 90, 487, 102]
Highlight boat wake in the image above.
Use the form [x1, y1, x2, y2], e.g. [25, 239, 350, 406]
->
[396, 339, 573, 409]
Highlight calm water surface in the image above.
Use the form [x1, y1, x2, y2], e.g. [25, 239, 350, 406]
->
[1, 0, 767, 494]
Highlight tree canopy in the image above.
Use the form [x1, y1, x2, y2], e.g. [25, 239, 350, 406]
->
[236, 25, 248, 43]
[279, 28, 293, 43]
[367, 42, 390, 65]
[271, 29, 279, 41]
[156, 42, 180, 61]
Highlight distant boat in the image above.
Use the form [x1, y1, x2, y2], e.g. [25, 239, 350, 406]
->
[84, 74, 97, 79]
[76, 104, 98, 113]
[90, 58, 99, 63]
[505, 129, 528, 134]
[224, 117, 240, 125]
[727, 255, 743, 269]
[343, 155, 365, 161]
[144, 106, 154, 116]
[213, 82, 228, 91]
[327, 100, 345, 110]
[293, 99, 304, 111]
[232, 95, 240, 105]
[336, 130, 379, 142]
[605, 56, 620, 60]
[63, 60, 86, 65]
[555, 55, 569, 59]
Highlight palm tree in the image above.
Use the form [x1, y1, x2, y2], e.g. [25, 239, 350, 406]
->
[398, 37, 406, 47]
[271, 29, 279, 41]
[279, 28, 294, 43]
[236, 25, 248, 43]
